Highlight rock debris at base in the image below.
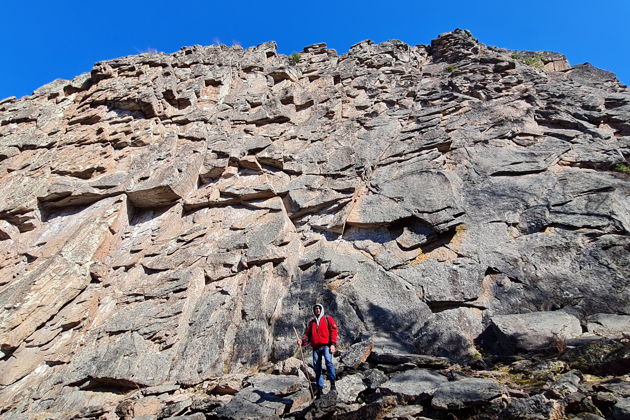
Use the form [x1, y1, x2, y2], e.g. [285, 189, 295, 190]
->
[0, 29, 629, 419]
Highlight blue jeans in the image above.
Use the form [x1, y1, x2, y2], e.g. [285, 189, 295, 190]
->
[312, 346, 336, 389]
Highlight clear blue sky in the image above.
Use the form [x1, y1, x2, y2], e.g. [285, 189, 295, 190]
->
[1, 1, 629, 99]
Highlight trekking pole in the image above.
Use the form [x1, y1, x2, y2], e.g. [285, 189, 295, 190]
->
[293, 327, 315, 398]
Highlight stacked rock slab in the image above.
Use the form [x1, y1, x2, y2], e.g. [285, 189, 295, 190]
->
[0, 29, 629, 418]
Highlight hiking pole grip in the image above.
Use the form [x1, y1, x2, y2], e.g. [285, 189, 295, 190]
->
[293, 327, 315, 398]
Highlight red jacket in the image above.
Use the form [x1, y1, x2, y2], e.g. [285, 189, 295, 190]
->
[302, 316, 338, 348]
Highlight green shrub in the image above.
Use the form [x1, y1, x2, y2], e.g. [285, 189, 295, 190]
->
[511, 52, 545, 69]
[446, 65, 456, 73]
[612, 163, 630, 174]
[289, 53, 301, 65]
[522, 53, 544, 69]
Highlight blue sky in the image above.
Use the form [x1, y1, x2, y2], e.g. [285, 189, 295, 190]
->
[1, 1, 629, 99]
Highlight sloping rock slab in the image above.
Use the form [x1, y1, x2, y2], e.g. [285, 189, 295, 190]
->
[380, 369, 448, 403]
[431, 378, 504, 410]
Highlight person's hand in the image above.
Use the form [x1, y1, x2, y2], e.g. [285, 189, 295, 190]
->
[330, 345, 336, 354]
[297, 338, 302, 346]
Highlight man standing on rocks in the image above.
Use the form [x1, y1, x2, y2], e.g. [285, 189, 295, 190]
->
[298, 304, 338, 398]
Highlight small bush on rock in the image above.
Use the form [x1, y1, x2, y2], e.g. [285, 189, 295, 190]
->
[523, 53, 545, 69]
[612, 163, 630, 174]
[290, 53, 301, 65]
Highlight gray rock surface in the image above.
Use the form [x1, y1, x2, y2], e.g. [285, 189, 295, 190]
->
[499, 394, 565, 419]
[363, 368, 389, 389]
[587, 314, 630, 339]
[431, 378, 504, 410]
[482, 311, 583, 353]
[383, 404, 426, 419]
[414, 307, 484, 362]
[563, 339, 630, 373]
[612, 397, 630, 420]
[0, 29, 629, 418]
[215, 387, 287, 419]
[379, 369, 448, 402]
[245, 374, 306, 396]
[335, 373, 367, 404]
[339, 339, 374, 369]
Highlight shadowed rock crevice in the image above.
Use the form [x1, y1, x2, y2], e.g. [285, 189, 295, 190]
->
[73, 376, 145, 393]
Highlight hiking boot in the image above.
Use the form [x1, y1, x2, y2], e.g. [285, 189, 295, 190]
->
[330, 381, 336, 391]
[315, 387, 322, 399]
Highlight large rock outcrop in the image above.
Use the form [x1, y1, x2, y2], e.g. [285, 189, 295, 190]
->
[0, 29, 629, 418]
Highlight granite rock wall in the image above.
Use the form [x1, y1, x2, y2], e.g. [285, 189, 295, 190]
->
[0, 29, 628, 418]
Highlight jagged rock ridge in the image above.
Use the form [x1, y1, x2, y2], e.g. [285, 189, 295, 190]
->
[0, 29, 629, 418]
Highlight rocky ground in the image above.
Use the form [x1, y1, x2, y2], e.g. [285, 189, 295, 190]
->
[40, 336, 630, 419]
[0, 29, 629, 418]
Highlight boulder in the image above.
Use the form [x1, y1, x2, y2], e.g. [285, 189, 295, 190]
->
[499, 394, 565, 420]
[339, 339, 374, 369]
[272, 357, 303, 376]
[363, 368, 389, 390]
[431, 378, 504, 410]
[336, 373, 368, 404]
[612, 397, 630, 420]
[286, 388, 312, 414]
[594, 391, 619, 417]
[157, 396, 193, 418]
[545, 371, 581, 399]
[379, 369, 448, 403]
[245, 374, 306, 396]
[562, 392, 604, 418]
[587, 314, 630, 339]
[210, 375, 247, 396]
[481, 311, 582, 354]
[214, 387, 289, 419]
[562, 340, 630, 376]
[383, 404, 426, 419]
[413, 307, 484, 362]
[130, 396, 163, 417]
[596, 381, 630, 398]
[368, 337, 450, 368]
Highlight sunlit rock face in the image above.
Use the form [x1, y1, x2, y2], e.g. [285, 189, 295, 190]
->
[0, 29, 628, 417]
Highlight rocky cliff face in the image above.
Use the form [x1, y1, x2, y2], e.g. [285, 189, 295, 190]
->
[0, 29, 629, 418]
